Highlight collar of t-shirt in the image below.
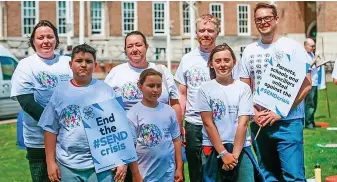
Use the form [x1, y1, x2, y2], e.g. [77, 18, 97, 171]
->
[257, 37, 286, 49]
[196, 47, 211, 60]
[34, 53, 60, 65]
[307, 52, 314, 59]
[139, 101, 163, 111]
[69, 78, 97, 90]
[127, 62, 153, 73]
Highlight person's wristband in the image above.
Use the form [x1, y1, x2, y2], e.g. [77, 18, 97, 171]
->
[217, 150, 229, 158]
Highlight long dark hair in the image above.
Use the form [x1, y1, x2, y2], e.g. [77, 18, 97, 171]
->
[208, 43, 237, 79]
[28, 20, 60, 51]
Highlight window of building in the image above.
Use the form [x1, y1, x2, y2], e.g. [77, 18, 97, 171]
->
[122, 2, 137, 35]
[209, 3, 224, 35]
[153, 2, 165, 35]
[240, 46, 245, 58]
[155, 48, 166, 60]
[22, 1, 39, 35]
[184, 47, 191, 54]
[182, 2, 190, 35]
[57, 1, 67, 35]
[91, 1, 104, 35]
[237, 4, 251, 36]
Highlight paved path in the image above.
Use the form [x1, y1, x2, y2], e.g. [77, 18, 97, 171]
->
[0, 118, 17, 125]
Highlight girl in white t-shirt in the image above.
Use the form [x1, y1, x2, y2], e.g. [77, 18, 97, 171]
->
[197, 44, 264, 182]
[127, 68, 183, 182]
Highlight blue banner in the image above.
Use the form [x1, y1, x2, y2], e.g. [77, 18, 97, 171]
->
[82, 98, 137, 173]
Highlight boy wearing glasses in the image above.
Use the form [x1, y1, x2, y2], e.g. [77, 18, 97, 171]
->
[239, 3, 312, 182]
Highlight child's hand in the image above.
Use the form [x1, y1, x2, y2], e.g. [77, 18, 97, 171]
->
[112, 165, 127, 182]
[174, 169, 184, 182]
[132, 172, 143, 182]
[47, 162, 61, 182]
[221, 153, 238, 171]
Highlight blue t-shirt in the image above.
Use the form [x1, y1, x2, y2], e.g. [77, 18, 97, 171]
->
[38, 79, 118, 169]
[197, 80, 253, 147]
[11, 54, 72, 148]
[127, 102, 180, 182]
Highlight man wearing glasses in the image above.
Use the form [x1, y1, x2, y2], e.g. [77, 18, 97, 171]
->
[239, 3, 311, 181]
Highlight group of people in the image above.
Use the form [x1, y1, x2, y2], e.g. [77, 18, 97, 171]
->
[11, 2, 327, 182]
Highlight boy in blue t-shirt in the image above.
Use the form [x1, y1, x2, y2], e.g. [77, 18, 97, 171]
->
[38, 44, 142, 182]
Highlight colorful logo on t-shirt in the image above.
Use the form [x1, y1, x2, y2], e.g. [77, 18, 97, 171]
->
[139, 124, 162, 147]
[210, 98, 226, 121]
[186, 67, 209, 87]
[35, 71, 59, 89]
[60, 105, 82, 129]
[121, 82, 142, 100]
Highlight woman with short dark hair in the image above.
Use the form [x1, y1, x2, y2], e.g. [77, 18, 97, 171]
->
[11, 20, 72, 182]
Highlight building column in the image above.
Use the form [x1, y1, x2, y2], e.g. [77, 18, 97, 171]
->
[0, 2, 4, 38]
[79, 1, 84, 44]
[189, 1, 196, 49]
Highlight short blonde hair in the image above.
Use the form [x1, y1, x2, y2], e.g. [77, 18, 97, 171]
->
[196, 14, 220, 33]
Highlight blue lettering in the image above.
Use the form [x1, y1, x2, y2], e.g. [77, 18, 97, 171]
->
[101, 149, 106, 156]
[107, 135, 113, 144]
[100, 137, 107, 146]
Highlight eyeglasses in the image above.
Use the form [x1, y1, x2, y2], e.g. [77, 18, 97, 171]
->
[254, 16, 276, 24]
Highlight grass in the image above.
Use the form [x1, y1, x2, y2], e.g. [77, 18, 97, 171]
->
[0, 83, 336, 182]
[303, 82, 337, 179]
[0, 124, 30, 182]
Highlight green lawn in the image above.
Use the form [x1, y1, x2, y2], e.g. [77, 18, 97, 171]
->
[0, 83, 336, 182]
[303, 83, 337, 179]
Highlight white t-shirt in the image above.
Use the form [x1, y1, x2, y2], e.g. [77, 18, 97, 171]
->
[127, 102, 180, 182]
[11, 54, 72, 148]
[197, 80, 253, 147]
[104, 62, 179, 111]
[332, 60, 337, 80]
[38, 79, 118, 169]
[175, 47, 211, 125]
[239, 37, 310, 120]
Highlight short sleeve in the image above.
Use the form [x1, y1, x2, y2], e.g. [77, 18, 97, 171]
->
[332, 61, 337, 79]
[174, 58, 187, 85]
[162, 65, 179, 99]
[10, 62, 35, 99]
[37, 90, 60, 134]
[294, 43, 312, 72]
[196, 86, 212, 112]
[126, 109, 138, 144]
[169, 109, 180, 140]
[238, 50, 251, 79]
[238, 84, 254, 117]
[104, 68, 116, 87]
